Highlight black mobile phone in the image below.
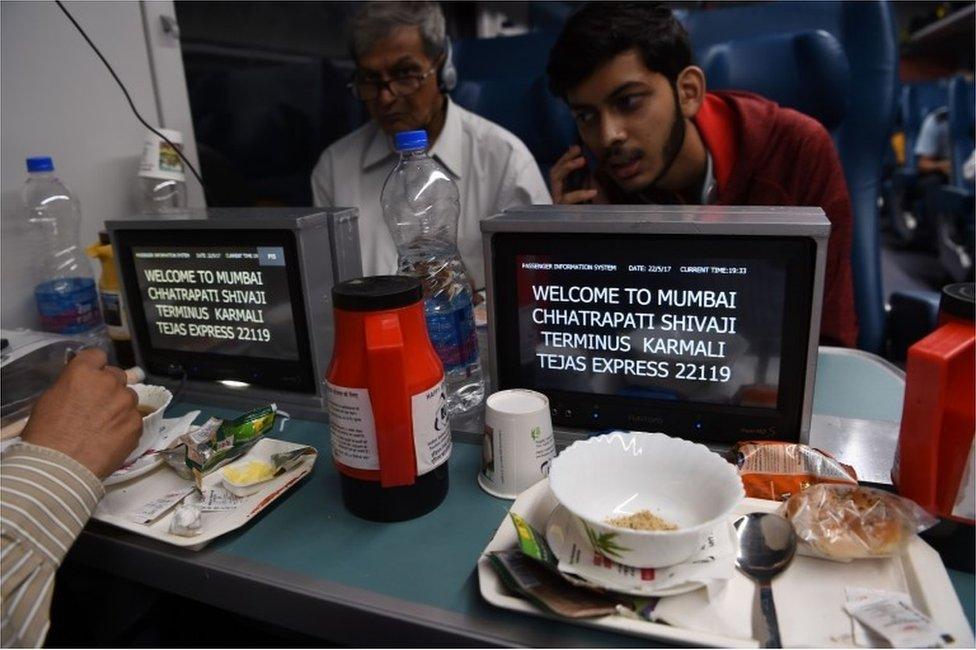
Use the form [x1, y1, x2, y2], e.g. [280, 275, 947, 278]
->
[564, 167, 587, 193]
[564, 137, 595, 198]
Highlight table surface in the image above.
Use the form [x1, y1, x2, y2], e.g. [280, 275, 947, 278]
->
[71, 348, 975, 646]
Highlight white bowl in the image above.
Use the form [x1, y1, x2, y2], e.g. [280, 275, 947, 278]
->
[126, 383, 173, 464]
[548, 431, 743, 568]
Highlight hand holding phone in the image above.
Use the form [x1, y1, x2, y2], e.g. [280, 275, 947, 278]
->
[550, 144, 600, 204]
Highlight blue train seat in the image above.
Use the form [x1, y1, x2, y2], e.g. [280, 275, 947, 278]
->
[451, 32, 576, 180]
[697, 30, 850, 131]
[933, 75, 975, 282]
[683, 1, 899, 353]
[889, 80, 950, 244]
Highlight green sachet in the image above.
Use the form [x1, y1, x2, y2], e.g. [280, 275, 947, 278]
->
[509, 512, 559, 568]
[181, 404, 280, 486]
[489, 550, 620, 619]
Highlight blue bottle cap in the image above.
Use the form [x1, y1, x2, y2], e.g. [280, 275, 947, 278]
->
[26, 156, 54, 173]
[394, 130, 428, 152]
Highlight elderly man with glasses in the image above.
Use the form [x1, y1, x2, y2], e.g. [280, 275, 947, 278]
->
[311, 1, 550, 290]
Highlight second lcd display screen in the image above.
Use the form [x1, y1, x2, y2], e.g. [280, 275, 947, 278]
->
[495, 234, 815, 414]
[131, 245, 300, 360]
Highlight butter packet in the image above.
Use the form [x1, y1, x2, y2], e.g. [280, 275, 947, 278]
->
[220, 446, 315, 497]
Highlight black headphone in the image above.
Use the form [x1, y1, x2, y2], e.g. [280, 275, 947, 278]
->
[438, 38, 457, 93]
[349, 37, 457, 99]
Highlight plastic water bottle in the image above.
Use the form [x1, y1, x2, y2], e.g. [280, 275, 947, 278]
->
[22, 157, 108, 350]
[138, 128, 187, 213]
[382, 130, 485, 415]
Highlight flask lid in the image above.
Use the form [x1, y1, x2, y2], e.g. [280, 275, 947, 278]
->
[940, 283, 975, 322]
[394, 130, 428, 152]
[26, 156, 54, 173]
[333, 275, 423, 311]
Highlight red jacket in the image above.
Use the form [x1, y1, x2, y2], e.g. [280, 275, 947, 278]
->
[606, 91, 859, 348]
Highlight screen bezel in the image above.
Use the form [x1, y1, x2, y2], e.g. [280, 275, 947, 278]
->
[114, 228, 317, 394]
[491, 232, 816, 442]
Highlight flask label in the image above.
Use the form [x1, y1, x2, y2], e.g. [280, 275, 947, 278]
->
[139, 138, 186, 182]
[425, 298, 478, 372]
[326, 382, 379, 470]
[413, 380, 450, 475]
[34, 277, 103, 335]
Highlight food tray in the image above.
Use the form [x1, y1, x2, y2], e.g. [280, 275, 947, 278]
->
[477, 479, 974, 647]
[92, 438, 316, 550]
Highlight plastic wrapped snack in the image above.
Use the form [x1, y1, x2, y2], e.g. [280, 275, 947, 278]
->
[779, 484, 937, 560]
[727, 440, 858, 501]
[161, 405, 282, 486]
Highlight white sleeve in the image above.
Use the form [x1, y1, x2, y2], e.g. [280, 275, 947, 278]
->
[499, 143, 552, 210]
[310, 151, 335, 207]
[914, 113, 941, 158]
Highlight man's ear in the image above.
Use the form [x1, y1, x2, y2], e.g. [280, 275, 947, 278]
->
[676, 66, 706, 119]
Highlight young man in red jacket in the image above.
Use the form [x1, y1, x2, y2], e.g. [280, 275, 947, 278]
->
[547, 2, 858, 347]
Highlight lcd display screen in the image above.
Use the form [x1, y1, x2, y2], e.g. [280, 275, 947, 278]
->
[131, 245, 300, 360]
[491, 232, 816, 440]
[113, 227, 316, 394]
[514, 253, 786, 408]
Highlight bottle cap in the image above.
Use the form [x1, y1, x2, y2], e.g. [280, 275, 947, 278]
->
[333, 276, 423, 312]
[394, 130, 428, 152]
[26, 156, 54, 173]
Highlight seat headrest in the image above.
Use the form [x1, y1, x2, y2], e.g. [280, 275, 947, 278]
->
[698, 30, 850, 130]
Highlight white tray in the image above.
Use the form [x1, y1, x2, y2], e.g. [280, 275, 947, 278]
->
[477, 479, 974, 648]
[92, 438, 316, 550]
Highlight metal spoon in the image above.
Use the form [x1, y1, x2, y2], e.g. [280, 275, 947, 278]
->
[734, 513, 798, 648]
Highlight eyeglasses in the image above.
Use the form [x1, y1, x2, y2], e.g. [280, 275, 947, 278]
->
[349, 66, 437, 101]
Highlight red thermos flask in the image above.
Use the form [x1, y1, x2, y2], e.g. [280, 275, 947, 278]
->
[326, 276, 450, 521]
[894, 283, 975, 525]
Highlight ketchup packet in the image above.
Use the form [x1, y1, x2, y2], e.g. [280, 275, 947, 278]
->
[726, 440, 858, 501]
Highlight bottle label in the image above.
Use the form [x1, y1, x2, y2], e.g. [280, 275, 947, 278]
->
[99, 289, 130, 339]
[34, 277, 103, 335]
[413, 380, 450, 475]
[425, 296, 478, 372]
[952, 438, 975, 522]
[327, 380, 450, 476]
[138, 138, 186, 182]
[326, 382, 379, 471]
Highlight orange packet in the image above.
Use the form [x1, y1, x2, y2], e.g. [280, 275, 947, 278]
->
[727, 440, 858, 501]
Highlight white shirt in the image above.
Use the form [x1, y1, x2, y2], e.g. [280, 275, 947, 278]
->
[311, 98, 551, 289]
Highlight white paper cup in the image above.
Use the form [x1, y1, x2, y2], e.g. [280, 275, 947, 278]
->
[127, 383, 173, 464]
[478, 389, 556, 499]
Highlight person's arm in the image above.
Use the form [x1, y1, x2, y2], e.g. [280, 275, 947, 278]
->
[797, 125, 859, 348]
[310, 151, 336, 207]
[1, 444, 104, 647]
[0, 349, 140, 647]
[492, 140, 552, 211]
[916, 155, 951, 177]
[914, 113, 951, 176]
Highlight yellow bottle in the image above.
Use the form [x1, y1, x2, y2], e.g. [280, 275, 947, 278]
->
[86, 232, 135, 366]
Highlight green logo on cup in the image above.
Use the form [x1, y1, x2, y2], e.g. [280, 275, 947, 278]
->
[531, 426, 541, 441]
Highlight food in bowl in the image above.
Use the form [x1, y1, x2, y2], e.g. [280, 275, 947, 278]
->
[125, 384, 174, 464]
[548, 431, 744, 568]
[137, 403, 159, 417]
[606, 509, 678, 531]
